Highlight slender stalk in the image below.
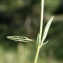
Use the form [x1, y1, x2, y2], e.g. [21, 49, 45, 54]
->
[39, 0, 44, 41]
[34, 46, 41, 63]
[34, 0, 44, 63]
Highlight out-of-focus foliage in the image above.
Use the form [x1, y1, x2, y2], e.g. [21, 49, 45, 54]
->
[0, 0, 31, 11]
[0, 0, 63, 63]
[45, 0, 60, 13]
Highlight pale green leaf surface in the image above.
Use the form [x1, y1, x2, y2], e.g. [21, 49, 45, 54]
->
[7, 36, 34, 42]
[41, 16, 54, 43]
[36, 33, 39, 43]
[43, 40, 49, 45]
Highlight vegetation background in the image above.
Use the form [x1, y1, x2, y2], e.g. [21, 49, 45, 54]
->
[0, 0, 63, 63]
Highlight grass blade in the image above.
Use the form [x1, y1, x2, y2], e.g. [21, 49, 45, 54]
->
[43, 40, 49, 45]
[7, 36, 33, 42]
[41, 16, 54, 43]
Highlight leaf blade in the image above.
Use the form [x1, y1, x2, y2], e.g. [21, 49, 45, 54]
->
[41, 16, 54, 42]
[7, 36, 34, 42]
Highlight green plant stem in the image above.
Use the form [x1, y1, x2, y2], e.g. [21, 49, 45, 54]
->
[34, 0, 44, 63]
[34, 0, 45, 63]
[39, 0, 44, 41]
[34, 45, 41, 63]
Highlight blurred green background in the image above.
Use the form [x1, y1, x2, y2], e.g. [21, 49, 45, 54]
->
[0, 0, 63, 63]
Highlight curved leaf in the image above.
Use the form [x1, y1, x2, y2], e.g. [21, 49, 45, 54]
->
[41, 16, 54, 42]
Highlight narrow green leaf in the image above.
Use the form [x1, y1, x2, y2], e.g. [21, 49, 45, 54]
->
[36, 33, 41, 45]
[43, 40, 49, 45]
[36, 33, 39, 43]
[41, 16, 54, 43]
[7, 36, 34, 42]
